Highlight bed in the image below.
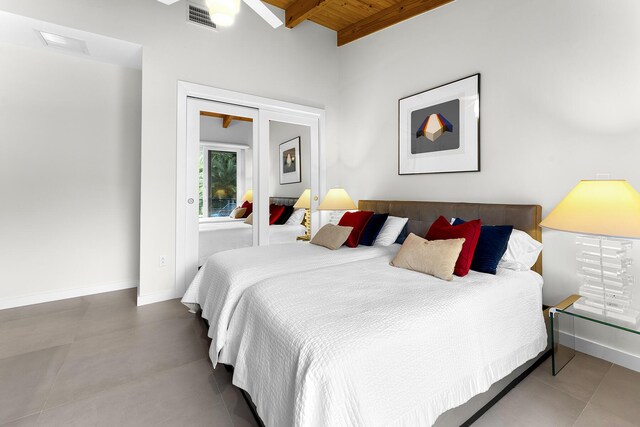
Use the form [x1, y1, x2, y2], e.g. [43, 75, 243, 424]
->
[198, 197, 305, 266]
[183, 242, 401, 364]
[217, 200, 549, 427]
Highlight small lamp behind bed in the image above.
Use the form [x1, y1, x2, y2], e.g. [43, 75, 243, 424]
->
[318, 188, 357, 224]
[540, 179, 640, 325]
[294, 189, 311, 240]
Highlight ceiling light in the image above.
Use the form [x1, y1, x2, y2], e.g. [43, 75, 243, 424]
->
[206, 0, 240, 27]
[37, 30, 89, 54]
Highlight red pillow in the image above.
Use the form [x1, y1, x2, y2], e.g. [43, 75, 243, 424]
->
[269, 204, 285, 225]
[240, 201, 252, 218]
[338, 211, 374, 247]
[425, 216, 481, 277]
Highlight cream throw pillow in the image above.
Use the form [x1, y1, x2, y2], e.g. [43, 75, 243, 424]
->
[390, 233, 465, 281]
[310, 224, 354, 250]
[230, 207, 247, 219]
[244, 212, 253, 225]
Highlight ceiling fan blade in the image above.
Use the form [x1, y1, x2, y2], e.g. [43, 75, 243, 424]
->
[157, 0, 181, 4]
[242, 0, 283, 28]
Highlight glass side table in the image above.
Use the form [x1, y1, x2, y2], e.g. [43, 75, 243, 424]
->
[549, 294, 640, 375]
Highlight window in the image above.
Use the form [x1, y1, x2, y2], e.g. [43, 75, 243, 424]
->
[199, 145, 246, 218]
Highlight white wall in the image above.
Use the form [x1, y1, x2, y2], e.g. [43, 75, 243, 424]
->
[336, 0, 640, 358]
[0, 42, 141, 307]
[269, 121, 310, 198]
[0, 0, 341, 302]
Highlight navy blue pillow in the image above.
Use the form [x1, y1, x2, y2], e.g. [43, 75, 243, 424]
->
[395, 223, 409, 244]
[359, 213, 389, 246]
[274, 205, 294, 225]
[453, 218, 513, 275]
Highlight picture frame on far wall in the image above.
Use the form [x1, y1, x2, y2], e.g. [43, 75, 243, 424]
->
[279, 136, 301, 184]
[398, 73, 480, 175]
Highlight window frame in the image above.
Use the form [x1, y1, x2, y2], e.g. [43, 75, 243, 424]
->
[199, 142, 248, 222]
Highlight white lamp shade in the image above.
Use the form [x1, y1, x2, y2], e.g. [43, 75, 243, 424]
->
[540, 180, 640, 238]
[242, 189, 253, 203]
[318, 188, 357, 211]
[293, 189, 310, 209]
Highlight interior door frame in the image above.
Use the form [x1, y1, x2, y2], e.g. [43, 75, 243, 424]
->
[176, 81, 326, 298]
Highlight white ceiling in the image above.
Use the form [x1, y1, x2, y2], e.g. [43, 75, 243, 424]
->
[0, 10, 142, 70]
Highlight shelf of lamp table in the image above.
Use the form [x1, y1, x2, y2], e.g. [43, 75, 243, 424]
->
[554, 302, 640, 335]
[550, 295, 640, 375]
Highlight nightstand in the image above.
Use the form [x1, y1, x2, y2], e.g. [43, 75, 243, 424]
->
[549, 294, 640, 375]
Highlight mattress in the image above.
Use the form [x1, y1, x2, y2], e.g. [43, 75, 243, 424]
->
[182, 242, 401, 364]
[220, 257, 547, 427]
[198, 221, 306, 266]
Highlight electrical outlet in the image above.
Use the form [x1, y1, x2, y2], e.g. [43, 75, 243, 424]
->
[159, 255, 167, 268]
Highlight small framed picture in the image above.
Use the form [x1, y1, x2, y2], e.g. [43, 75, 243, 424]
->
[279, 137, 301, 184]
[398, 74, 480, 175]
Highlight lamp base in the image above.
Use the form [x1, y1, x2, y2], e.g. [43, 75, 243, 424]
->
[574, 297, 640, 326]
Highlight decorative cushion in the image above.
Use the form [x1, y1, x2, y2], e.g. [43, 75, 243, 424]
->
[453, 218, 513, 275]
[338, 211, 374, 247]
[425, 216, 481, 277]
[310, 224, 354, 250]
[229, 207, 247, 219]
[269, 204, 285, 225]
[374, 216, 409, 246]
[395, 223, 409, 244]
[286, 208, 306, 225]
[240, 201, 252, 218]
[274, 205, 294, 225]
[359, 213, 389, 246]
[498, 229, 544, 271]
[244, 212, 253, 225]
[390, 233, 465, 281]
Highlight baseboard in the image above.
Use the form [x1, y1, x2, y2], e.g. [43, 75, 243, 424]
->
[136, 289, 177, 306]
[0, 280, 138, 310]
[559, 331, 640, 372]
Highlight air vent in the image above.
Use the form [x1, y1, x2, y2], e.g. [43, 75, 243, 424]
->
[187, 3, 217, 30]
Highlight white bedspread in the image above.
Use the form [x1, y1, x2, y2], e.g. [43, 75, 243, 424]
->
[198, 222, 306, 265]
[182, 243, 401, 364]
[220, 258, 547, 427]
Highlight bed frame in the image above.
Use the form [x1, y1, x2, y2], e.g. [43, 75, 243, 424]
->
[226, 199, 549, 427]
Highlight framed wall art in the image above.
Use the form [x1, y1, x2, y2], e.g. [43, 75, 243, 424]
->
[279, 136, 301, 184]
[398, 73, 480, 175]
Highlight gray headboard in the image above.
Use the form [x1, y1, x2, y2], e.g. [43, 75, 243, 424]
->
[358, 200, 542, 275]
[270, 197, 299, 206]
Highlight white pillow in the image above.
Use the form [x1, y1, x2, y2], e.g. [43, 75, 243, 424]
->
[285, 208, 306, 225]
[499, 229, 543, 271]
[374, 216, 408, 246]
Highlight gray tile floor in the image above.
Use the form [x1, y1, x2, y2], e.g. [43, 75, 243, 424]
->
[0, 289, 258, 427]
[1, 289, 638, 426]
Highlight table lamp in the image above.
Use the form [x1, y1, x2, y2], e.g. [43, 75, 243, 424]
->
[242, 189, 253, 203]
[294, 189, 311, 240]
[540, 180, 640, 325]
[318, 188, 357, 224]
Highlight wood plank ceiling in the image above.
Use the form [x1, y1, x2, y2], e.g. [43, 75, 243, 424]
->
[264, 0, 453, 46]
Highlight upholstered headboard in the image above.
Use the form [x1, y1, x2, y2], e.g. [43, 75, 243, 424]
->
[270, 197, 299, 206]
[358, 200, 542, 275]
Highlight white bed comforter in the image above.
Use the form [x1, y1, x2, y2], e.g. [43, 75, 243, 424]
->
[198, 222, 306, 266]
[220, 257, 548, 427]
[182, 243, 401, 364]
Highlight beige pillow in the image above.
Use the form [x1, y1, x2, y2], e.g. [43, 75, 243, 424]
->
[244, 212, 253, 225]
[230, 207, 247, 219]
[390, 233, 465, 281]
[310, 224, 354, 250]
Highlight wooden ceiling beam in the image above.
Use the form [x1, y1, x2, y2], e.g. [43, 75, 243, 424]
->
[200, 111, 253, 128]
[337, 0, 453, 46]
[285, 0, 338, 28]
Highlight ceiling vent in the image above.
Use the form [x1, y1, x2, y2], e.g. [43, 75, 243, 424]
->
[187, 3, 217, 31]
